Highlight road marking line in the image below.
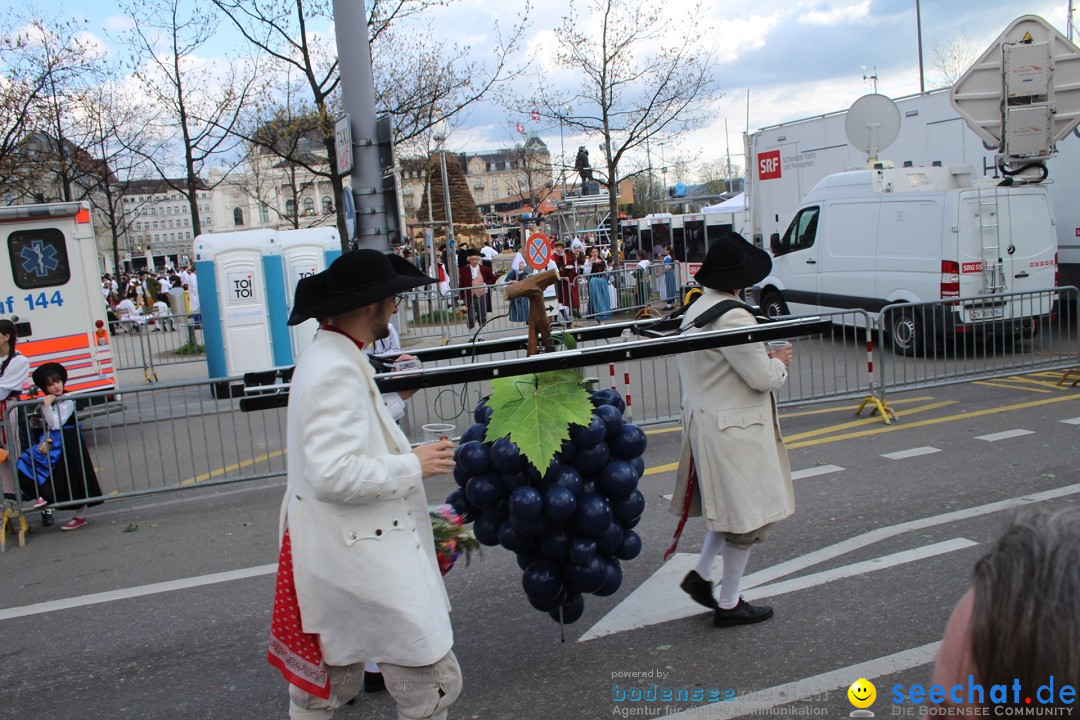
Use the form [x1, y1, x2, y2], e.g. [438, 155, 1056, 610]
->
[578, 539, 976, 643]
[1009, 377, 1075, 390]
[661, 642, 941, 719]
[647, 463, 844, 479]
[642, 396, 941, 434]
[881, 446, 941, 460]
[660, 493, 672, 500]
[972, 380, 1051, 393]
[791, 465, 844, 480]
[786, 392, 1080, 449]
[749, 538, 977, 598]
[975, 429, 1034, 442]
[0, 564, 277, 622]
[777, 397, 937, 418]
[1061, 417, 1080, 425]
[783, 401, 957, 442]
[181, 449, 286, 485]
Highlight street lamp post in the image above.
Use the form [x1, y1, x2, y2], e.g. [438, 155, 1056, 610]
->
[434, 123, 457, 292]
[916, 0, 925, 93]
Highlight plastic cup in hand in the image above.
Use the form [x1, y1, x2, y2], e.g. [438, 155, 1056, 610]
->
[391, 358, 421, 371]
[422, 423, 456, 444]
[767, 340, 792, 352]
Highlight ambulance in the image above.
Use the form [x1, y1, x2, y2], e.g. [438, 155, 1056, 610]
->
[0, 201, 116, 394]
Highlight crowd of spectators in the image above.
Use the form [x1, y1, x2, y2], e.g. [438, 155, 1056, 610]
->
[101, 266, 200, 334]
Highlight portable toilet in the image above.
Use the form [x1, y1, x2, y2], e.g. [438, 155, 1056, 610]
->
[278, 227, 342, 360]
[194, 229, 288, 379]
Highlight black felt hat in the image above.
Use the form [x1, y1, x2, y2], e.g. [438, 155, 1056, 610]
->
[33, 362, 67, 389]
[694, 231, 772, 291]
[287, 250, 436, 326]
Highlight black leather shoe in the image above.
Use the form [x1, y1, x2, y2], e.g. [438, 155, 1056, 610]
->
[714, 598, 773, 627]
[364, 670, 386, 694]
[41, 509, 55, 527]
[680, 570, 718, 610]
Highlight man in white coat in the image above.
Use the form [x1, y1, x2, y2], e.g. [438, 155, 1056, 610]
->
[269, 250, 461, 719]
[667, 232, 795, 627]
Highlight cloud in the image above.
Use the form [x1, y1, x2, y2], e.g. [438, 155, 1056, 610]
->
[797, 1, 871, 27]
[103, 15, 134, 32]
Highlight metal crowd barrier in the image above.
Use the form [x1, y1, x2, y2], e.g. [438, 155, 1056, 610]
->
[574, 263, 682, 322]
[2, 379, 288, 517]
[873, 287, 1079, 409]
[4, 288, 1077, 539]
[110, 312, 207, 377]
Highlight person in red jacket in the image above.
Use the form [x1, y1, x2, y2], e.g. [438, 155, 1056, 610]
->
[458, 249, 497, 335]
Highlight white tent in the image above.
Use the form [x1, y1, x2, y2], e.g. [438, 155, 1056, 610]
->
[702, 192, 745, 214]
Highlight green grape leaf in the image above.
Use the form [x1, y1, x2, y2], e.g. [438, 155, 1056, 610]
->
[485, 370, 594, 472]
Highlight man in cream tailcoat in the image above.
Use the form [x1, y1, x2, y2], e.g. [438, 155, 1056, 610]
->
[668, 232, 795, 628]
[269, 250, 461, 719]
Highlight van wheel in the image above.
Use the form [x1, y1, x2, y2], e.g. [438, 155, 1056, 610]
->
[760, 291, 788, 319]
[888, 307, 935, 356]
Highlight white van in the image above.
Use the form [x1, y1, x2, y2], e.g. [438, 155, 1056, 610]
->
[754, 165, 1057, 354]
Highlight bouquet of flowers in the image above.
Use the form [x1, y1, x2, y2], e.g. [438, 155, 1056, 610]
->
[429, 504, 480, 576]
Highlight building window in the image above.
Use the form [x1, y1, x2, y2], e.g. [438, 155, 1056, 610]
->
[260, 204, 269, 222]
[285, 199, 296, 217]
[322, 196, 333, 214]
[233, 207, 244, 226]
[303, 198, 314, 216]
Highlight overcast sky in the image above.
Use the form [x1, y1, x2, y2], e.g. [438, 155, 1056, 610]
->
[25, 0, 1073, 176]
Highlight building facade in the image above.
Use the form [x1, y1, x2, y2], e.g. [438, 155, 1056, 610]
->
[117, 179, 212, 270]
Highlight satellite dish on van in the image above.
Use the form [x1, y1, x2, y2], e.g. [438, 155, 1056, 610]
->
[845, 94, 901, 164]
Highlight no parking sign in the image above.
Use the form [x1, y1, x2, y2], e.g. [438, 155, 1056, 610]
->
[525, 232, 552, 271]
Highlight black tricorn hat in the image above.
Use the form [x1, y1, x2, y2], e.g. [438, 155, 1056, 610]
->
[287, 250, 436, 326]
[694, 231, 773, 291]
[33, 362, 67, 389]
[464, 248, 483, 257]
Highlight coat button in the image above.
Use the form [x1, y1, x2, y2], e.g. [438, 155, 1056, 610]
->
[349, 531, 357, 540]
[295, 495, 302, 501]
[375, 528, 383, 537]
[393, 519, 400, 527]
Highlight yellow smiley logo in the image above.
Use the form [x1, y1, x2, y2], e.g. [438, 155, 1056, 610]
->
[847, 678, 876, 709]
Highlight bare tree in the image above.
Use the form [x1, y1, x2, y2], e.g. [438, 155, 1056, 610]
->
[699, 158, 742, 196]
[78, 81, 161, 274]
[523, 0, 718, 259]
[930, 35, 980, 89]
[224, 68, 335, 231]
[211, 0, 530, 248]
[0, 12, 105, 200]
[10, 14, 109, 204]
[118, 0, 261, 238]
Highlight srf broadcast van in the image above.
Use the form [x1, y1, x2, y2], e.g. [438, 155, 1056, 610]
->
[754, 164, 1057, 354]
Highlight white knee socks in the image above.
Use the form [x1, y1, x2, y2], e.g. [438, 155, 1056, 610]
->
[718, 543, 752, 610]
[692, 531, 725, 580]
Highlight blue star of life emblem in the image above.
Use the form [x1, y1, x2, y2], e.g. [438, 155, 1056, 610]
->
[19, 240, 60, 278]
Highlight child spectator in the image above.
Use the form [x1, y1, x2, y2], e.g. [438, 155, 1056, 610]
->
[16, 363, 103, 531]
[152, 293, 175, 331]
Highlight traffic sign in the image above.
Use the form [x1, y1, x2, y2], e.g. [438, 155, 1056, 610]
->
[525, 232, 552, 271]
[335, 115, 353, 174]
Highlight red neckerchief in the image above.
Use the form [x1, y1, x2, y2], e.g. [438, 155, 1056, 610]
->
[268, 527, 331, 699]
[663, 455, 698, 561]
[318, 322, 366, 351]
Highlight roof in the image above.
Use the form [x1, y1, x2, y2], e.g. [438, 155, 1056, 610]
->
[120, 178, 210, 194]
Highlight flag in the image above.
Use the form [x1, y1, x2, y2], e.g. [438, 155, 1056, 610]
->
[515, 122, 525, 133]
[530, 109, 541, 122]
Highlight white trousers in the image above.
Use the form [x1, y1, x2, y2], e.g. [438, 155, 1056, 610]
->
[289, 650, 462, 720]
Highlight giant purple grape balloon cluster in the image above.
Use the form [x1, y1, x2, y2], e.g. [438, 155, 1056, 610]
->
[445, 388, 646, 624]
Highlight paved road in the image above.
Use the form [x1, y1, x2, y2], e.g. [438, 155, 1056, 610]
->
[2, 371, 1079, 719]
